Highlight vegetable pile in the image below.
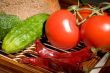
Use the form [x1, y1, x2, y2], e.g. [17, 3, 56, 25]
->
[0, 1, 110, 73]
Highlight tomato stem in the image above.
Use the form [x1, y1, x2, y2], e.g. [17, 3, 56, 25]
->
[91, 47, 99, 55]
[68, 5, 79, 12]
[68, 2, 110, 25]
[101, 5, 110, 11]
[77, 11, 83, 20]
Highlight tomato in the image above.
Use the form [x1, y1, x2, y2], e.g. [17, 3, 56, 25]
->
[81, 15, 110, 51]
[45, 9, 79, 50]
[78, 6, 92, 21]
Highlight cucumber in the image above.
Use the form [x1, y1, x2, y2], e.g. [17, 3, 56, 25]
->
[2, 13, 49, 54]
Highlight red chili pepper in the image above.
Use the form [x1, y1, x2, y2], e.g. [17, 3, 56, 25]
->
[21, 57, 84, 73]
[21, 57, 47, 66]
[35, 40, 93, 60]
[36, 40, 61, 58]
[21, 40, 92, 73]
[21, 57, 55, 71]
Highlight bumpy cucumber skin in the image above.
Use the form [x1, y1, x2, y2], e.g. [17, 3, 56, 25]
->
[2, 14, 49, 54]
[0, 14, 21, 41]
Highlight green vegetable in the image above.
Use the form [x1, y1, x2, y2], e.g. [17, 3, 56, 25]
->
[2, 13, 49, 54]
[0, 13, 22, 41]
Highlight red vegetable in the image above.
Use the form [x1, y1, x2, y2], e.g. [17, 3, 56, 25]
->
[22, 40, 92, 73]
[81, 15, 110, 51]
[21, 57, 50, 70]
[35, 40, 93, 60]
[21, 57, 84, 73]
[35, 40, 73, 59]
[45, 9, 79, 50]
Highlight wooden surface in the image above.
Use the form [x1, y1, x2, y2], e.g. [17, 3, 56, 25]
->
[0, 54, 51, 73]
[82, 54, 110, 73]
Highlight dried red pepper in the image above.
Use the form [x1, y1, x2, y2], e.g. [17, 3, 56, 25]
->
[35, 40, 93, 60]
[21, 40, 93, 73]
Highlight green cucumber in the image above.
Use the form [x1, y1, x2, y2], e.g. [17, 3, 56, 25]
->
[2, 13, 49, 54]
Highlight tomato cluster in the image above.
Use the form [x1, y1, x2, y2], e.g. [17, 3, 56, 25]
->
[45, 7, 110, 52]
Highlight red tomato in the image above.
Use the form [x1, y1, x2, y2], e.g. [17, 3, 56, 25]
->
[81, 15, 110, 51]
[78, 6, 92, 21]
[45, 9, 79, 50]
